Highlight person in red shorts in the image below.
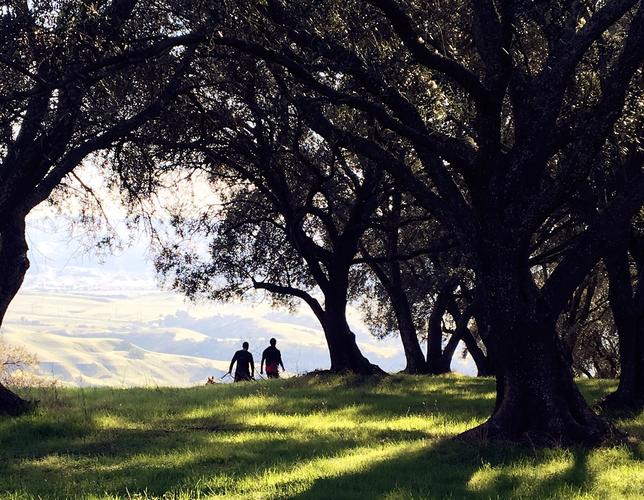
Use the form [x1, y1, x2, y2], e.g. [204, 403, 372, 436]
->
[260, 338, 285, 379]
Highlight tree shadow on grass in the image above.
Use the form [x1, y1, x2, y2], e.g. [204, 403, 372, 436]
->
[288, 439, 597, 500]
[2, 423, 635, 500]
[0, 377, 636, 499]
[1, 420, 417, 498]
[596, 406, 644, 442]
[0, 436, 307, 497]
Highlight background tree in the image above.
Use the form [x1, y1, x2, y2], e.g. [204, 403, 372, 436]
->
[558, 265, 619, 379]
[210, 0, 644, 444]
[358, 189, 443, 374]
[138, 60, 389, 373]
[0, 0, 206, 415]
[359, 199, 492, 376]
[603, 208, 644, 409]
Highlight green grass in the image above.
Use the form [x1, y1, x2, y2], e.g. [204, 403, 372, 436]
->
[0, 375, 642, 499]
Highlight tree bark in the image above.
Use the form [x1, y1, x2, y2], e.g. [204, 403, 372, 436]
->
[460, 244, 616, 446]
[445, 299, 493, 376]
[0, 215, 30, 326]
[390, 290, 428, 374]
[321, 288, 383, 375]
[460, 326, 493, 376]
[426, 285, 451, 374]
[603, 243, 644, 410]
[0, 215, 34, 417]
[463, 311, 616, 445]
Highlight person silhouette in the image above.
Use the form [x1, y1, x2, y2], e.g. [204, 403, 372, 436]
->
[260, 338, 285, 379]
[227, 342, 254, 382]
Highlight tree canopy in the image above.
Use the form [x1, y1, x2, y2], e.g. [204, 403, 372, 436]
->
[0, 0, 642, 447]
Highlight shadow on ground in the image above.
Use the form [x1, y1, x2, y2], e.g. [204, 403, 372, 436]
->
[0, 375, 641, 499]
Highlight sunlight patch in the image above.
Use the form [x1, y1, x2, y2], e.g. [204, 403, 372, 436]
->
[467, 455, 574, 495]
[204, 440, 428, 498]
[93, 413, 139, 430]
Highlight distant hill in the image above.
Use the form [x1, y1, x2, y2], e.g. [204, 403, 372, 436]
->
[2, 291, 433, 387]
[0, 215, 474, 387]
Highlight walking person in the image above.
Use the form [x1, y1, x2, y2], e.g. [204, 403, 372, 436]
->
[261, 338, 285, 379]
[227, 342, 254, 382]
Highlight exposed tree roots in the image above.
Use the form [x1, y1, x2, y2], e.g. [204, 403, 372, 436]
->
[456, 412, 625, 448]
[598, 390, 644, 413]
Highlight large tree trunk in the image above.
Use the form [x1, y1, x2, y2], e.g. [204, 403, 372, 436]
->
[0, 216, 30, 325]
[479, 330, 611, 445]
[322, 290, 383, 375]
[0, 215, 34, 417]
[603, 243, 644, 410]
[460, 247, 616, 446]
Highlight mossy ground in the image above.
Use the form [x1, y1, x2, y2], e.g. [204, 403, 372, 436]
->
[0, 375, 642, 499]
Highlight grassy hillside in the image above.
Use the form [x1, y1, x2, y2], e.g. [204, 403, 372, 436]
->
[0, 375, 642, 499]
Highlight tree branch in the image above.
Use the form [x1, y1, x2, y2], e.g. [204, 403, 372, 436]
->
[366, 0, 490, 103]
[252, 279, 325, 320]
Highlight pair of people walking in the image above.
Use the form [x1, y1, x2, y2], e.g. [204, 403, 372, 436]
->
[227, 338, 285, 382]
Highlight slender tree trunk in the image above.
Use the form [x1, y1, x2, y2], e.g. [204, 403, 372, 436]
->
[0, 215, 33, 416]
[365, 256, 427, 373]
[427, 286, 451, 374]
[603, 244, 644, 410]
[445, 300, 492, 376]
[438, 328, 491, 376]
[391, 300, 427, 373]
[390, 291, 428, 374]
[322, 289, 382, 375]
[460, 246, 615, 446]
[460, 328, 493, 376]
[440, 329, 461, 373]
[364, 190, 427, 374]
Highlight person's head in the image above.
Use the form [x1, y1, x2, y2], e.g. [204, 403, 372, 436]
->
[269, 338, 276, 346]
[242, 341, 249, 350]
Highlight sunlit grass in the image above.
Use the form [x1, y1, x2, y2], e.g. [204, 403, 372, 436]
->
[0, 375, 641, 499]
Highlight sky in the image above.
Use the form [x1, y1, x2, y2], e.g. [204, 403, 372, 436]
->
[1, 211, 475, 387]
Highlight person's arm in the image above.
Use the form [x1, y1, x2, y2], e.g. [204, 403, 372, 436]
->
[279, 351, 285, 371]
[228, 352, 237, 374]
[260, 351, 265, 374]
[250, 355, 255, 378]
